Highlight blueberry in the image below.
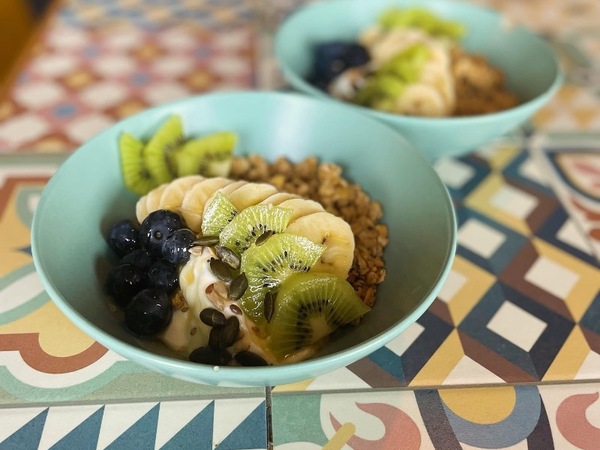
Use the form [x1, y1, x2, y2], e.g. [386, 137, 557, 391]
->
[148, 259, 179, 294]
[310, 41, 370, 88]
[105, 263, 146, 308]
[162, 228, 196, 264]
[344, 43, 370, 67]
[107, 219, 140, 257]
[124, 288, 172, 336]
[139, 210, 184, 257]
[119, 249, 155, 271]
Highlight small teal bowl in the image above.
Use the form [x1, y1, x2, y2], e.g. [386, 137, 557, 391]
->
[31, 91, 456, 387]
[275, 0, 563, 160]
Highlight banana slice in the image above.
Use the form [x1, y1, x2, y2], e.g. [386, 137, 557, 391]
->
[136, 183, 168, 224]
[259, 192, 299, 206]
[278, 197, 325, 221]
[180, 177, 234, 232]
[285, 211, 355, 279]
[226, 182, 278, 211]
[159, 175, 205, 212]
[395, 83, 448, 117]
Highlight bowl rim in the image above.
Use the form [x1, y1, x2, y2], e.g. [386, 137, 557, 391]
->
[274, 0, 564, 125]
[31, 90, 458, 385]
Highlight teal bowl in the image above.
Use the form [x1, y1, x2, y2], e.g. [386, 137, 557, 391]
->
[275, 0, 563, 160]
[31, 91, 456, 386]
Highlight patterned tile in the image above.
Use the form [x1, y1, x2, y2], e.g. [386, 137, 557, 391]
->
[0, 6, 256, 153]
[0, 397, 267, 449]
[271, 383, 600, 449]
[0, 156, 264, 405]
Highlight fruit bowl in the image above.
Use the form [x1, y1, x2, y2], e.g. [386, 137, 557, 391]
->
[274, 0, 562, 160]
[31, 91, 456, 386]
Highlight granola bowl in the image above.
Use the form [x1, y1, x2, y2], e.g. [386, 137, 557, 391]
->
[31, 91, 456, 387]
[275, 0, 562, 160]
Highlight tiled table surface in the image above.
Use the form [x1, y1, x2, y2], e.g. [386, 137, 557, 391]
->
[1, 0, 600, 449]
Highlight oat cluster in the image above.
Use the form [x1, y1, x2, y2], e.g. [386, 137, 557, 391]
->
[229, 154, 388, 307]
[451, 49, 519, 116]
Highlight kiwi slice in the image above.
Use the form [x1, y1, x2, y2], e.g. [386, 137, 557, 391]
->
[173, 131, 237, 177]
[143, 115, 183, 184]
[202, 191, 238, 236]
[239, 233, 325, 321]
[267, 272, 371, 359]
[219, 204, 293, 255]
[119, 132, 158, 195]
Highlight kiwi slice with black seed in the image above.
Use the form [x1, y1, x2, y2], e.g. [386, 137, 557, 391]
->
[202, 191, 239, 236]
[143, 115, 183, 184]
[119, 132, 159, 195]
[173, 131, 237, 177]
[267, 272, 371, 359]
[239, 233, 325, 321]
[219, 204, 293, 255]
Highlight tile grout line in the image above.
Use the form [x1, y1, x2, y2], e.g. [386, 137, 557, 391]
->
[266, 386, 273, 450]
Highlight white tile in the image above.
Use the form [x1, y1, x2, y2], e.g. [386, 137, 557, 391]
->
[102, 29, 144, 49]
[80, 82, 128, 109]
[444, 355, 504, 385]
[31, 54, 78, 77]
[437, 269, 467, 303]
[92, 55, 137, 77]
[65, 113, 113, 143]
[142, 82, 190, 105]
[386, 322, 425, 356]
[575, 351, 600, 381]
[14, 81, 65, 109]
[458, 218, 506, 258]
[0, 114, 49, 147]
[518, 156, 548, 186]
[434, 157, 475, 189]
[525, 256, 580, 299]
[490, 185, 538, 219]
[47, 25, 87, 49]
[210, 55, 250, 77]
[487, 301, 547, 351]
[557, 219, 594, 255]
[158, 28, 197, 49]
[214, 30, 250, 50]
[151, 56, 195, 77]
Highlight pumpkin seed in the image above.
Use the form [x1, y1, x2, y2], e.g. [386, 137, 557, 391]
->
[210, 258, 233, 282]
[208, 327, 221, 350]
[229, 273, 248, 300]
[215, 245, 240, 270]
[235, 350, 268, 366]
[220, 316, 239, 348]
[193, 235, 220, 247]
[200, 308, 226, 328]
[189, 346, 232, 366]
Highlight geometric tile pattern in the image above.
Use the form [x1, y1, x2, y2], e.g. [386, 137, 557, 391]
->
[271, 383, 600, 449]
[0, 155, 263, 406]
[1, 0, 600, 448]
[274, 135, 600, 392]
[0, 2, 256, 153]
[0, 397, 267, 450]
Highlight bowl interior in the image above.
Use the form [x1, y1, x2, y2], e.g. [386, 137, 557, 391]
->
[276, 0, 559, 104]
[32, 91, 456, 385]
